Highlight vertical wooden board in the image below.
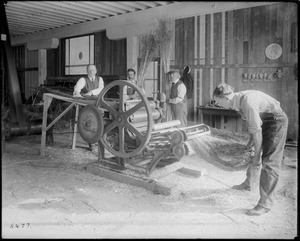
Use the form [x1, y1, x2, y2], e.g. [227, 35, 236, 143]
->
[243, 41, 249, 64]
[186, 17, 195, 66]
[111, 39, 126, 76]
[94, 32, 101, 71]
[227, 11, 234, 65]
[175, 19, 182, 66]
[227, 68, 237, 89]
[225, 12, 228, 65]
[213, 12, 222, 65]
[276, 2, 284, 64]
[232, 10, 242, 64]
[202, 68, 210, 105]
[282, 3, 291, 63]
[249, 7, 261, 64]
[266, 4, 279, 64]
[264, 5, 271, 63]
[198, 69, 202, 106]
[194, 16, 198, 66]
[199, 15, 206, 65]
[237, 9, 244, 65]
[288, 2, 298, 63]
[47, 49, 58, 77]
[257, 6, 268, 64]
[196, 16, 200, 65]
[25, 71, 38, 99]
[242, 8, 250, 80]
[236, 68, 243, 92]
[205, 14, 211, 65]
[243, 8, 250, 41]
[232, 10, 238, 64]
[183, 18, 188, 66]
[193, 68, 198, 110]
[58, 40, 64, 76]
[26, 49, 38, 68]
[95, 31, 109, 75]
[213, 68, 221, 87]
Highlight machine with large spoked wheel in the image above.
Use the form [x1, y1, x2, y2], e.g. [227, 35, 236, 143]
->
[77, 80, 210, 176]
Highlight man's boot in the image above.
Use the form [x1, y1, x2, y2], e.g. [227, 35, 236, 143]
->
[89, 143, 98, 154]
[232, 164, 261, 191]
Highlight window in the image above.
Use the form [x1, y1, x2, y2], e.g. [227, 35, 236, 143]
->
[143, 58, 160, 98]
[65, 35, 94, 75]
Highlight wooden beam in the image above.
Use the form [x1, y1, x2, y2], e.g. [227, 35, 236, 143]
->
[86, 164, 176, 195]
[47, 1, 109, 18]
[102, 2, 137, 12]
[137, 1, 158, 8]
[153, 1, 170, 6]
[74, 2, 118, 16]
[121, 1, 149, 10]
[84, 1, 128, 14]
[27, 38, 59, 50]
[6, 9, 79, 25]
[13, 1, 94, 21]
[11, 2, 276, 45]
[5, 4, 85, 22]
[7, 15, 72, 27]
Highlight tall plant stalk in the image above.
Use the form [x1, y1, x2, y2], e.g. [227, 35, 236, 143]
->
[137, 18, 173, 89]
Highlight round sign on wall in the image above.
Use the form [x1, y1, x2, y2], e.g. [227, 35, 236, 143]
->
[265, 43, 282, 60]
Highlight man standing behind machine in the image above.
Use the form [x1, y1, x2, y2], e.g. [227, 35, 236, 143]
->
[73, 64, 104, 154]
[73, 64, 104, 98]
[167, 69, 188, 127]
[125, 68, 137, 99]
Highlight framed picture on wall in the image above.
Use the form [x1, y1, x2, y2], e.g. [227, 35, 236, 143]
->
[65, 35, 94, 75]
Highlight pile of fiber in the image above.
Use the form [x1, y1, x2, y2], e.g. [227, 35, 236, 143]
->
[188, 128, 253, 171]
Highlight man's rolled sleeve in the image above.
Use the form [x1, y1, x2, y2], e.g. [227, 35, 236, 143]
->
[73, 77, 86, 96]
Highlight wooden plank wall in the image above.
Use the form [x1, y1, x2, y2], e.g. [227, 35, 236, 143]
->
[24, 49, 38, 99]
[45, 31, 127, 79]
[14, 45, 26, 102]
[173, 2, 298, 140]
[94, 31, 127, 76]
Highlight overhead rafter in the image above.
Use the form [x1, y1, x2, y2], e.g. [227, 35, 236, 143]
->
[4, 1, 178, 37]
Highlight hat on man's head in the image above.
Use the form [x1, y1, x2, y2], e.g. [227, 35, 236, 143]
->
[167, 69, 180, 74]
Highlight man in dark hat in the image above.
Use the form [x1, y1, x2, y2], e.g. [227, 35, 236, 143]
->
[167, 69, 188, 127]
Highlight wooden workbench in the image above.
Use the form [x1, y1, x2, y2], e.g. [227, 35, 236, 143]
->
[40, 93, 97, 156]
[196, 106, 244, 133]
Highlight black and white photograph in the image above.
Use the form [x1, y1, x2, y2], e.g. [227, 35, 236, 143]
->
[1, 1, 298, 239]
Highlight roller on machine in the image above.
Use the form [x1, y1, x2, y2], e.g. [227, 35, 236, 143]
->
[77, 80, 210, 176]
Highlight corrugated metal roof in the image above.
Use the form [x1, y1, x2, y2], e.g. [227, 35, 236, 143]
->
[4, 1, 177, 37]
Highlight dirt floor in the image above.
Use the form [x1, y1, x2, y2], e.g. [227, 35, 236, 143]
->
[1, 127, 298, 239]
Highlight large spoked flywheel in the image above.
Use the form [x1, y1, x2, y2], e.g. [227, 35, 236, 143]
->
[96, 80, 153, 158]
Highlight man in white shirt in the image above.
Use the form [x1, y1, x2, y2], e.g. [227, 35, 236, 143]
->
[73, 64, 104, 154]
[213, 83, 288, 216]
[167, 69, 188, 127]
[73, 64, 104, 98]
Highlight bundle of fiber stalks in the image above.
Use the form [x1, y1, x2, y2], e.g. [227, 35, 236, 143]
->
[187, 128, 253, 171]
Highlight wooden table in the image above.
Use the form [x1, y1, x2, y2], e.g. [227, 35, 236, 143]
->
[196, 106, 243, 133]
[40, 93, 97, 156]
